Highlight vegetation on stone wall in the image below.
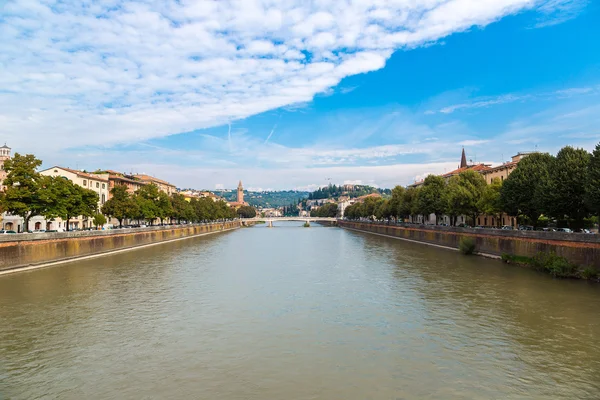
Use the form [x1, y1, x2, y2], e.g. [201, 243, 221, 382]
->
[501, 252, 598, 280]
[458, 237, 476, 255]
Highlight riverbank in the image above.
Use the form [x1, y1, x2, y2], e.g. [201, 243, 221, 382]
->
[0, 221, 240, 275]
[338, 220, 600, 279]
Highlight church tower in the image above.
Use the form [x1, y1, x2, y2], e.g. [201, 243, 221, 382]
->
[459, 147, 467, 169]
[237, 180, 244, 204]
[0, 143, 12, 191]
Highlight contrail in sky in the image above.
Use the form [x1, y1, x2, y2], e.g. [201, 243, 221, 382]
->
[264, 124, 277, 144]
[227, 122, 232, 151]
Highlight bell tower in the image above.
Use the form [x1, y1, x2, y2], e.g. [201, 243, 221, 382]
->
[237, 180, 244, 204]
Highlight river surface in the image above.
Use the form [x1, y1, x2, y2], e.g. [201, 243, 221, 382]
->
[1, 222, 599, 399]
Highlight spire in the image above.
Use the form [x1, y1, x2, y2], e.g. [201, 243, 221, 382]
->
[460, 147, 467, 169]
[238, 180, 243, 189]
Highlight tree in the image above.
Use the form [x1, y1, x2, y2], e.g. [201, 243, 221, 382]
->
[443, 170, 486, 226]
[417, 175, 447, 224]
[156, 191, 173, 225]
[0, 153, 46, 230]
[237, 205, 257, 218]
[586, 142, 600, 224]
[400, 187, 418, 222]
[546, 146, 590, 230]
[478, 178, 503, 227]
[500, 152, 553, 228]
[102, 185, 136, 228]
[47, 177, 98, 231]
[134, 184, 161, 224]
[170, 193, 189, 223]
[389, 186, 405, 222]
[93, 213, 107, 229]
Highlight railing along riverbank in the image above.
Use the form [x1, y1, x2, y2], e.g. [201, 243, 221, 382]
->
[338, 220, 600, 273]
[0, 221, 241, 274]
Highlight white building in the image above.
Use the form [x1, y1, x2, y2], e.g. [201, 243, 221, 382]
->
[2, 166, 110, 232]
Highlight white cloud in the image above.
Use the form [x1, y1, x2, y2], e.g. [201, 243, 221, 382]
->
[0, 0, 570, 156]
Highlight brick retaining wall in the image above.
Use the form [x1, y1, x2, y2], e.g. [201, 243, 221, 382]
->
[339, 221, 600, 270]
[0, 222, 240, 272]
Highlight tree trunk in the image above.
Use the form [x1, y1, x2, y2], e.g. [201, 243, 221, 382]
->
[65, 216, 70, 231]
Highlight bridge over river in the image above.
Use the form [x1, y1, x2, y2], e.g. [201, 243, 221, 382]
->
[246, 217, 337, 227]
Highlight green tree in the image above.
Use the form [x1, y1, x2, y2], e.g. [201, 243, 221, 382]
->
[93, 213, 107, 229]
[417, 175, 447, 224]
[237, 205, 257, 218]
[500, 152, 553, 228]
[478, 178, 503, 227]
[444, 170, 486, 225]
[400, 187, 418, 222]
[156, 191, 173, 225]
[47, 177, 98, 231]
[170, 193, 189, 223]
[102, 185, 137, 228]
[134, 184, 161, 225]
[389, 185, 405, 221]
[0, 153, 47, 230]
[546, 146, 590, 230]
[586, 142, 600, 224]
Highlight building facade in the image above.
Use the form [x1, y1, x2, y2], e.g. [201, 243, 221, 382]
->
[133, 174, 176, 195]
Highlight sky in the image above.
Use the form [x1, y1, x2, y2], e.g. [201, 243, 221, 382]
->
[1, 0, 599, 191]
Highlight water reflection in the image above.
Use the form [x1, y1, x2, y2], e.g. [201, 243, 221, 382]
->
[1, 224, 599, 399]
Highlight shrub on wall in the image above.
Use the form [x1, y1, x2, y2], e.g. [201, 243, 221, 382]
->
[459, 237, 476, 255]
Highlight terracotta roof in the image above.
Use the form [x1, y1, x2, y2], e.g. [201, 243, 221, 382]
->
[133, 174, 175, 187]
[45, 166, 109, 182]
[481, 161, 518, 174]
[411, 163, 492, 187]
[110, 175, 147, 185]
[441, 163, 492, 178]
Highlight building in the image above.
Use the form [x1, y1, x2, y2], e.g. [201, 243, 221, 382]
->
[410, 148, 492, 188]
[40, 167, 110, 230]
[133, 174, 176, 196]
[408, 149, 531, 227]
[3, 166, 111, 232]
[0, 143, 11, 191]
[105, 170, 147, 195]
[481, 152, 532, 184]
[228, 180, 248, 209]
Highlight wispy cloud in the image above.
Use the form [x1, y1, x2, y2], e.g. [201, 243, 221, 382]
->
[434, 85, 599, 114]
[534, 0, 588, 28]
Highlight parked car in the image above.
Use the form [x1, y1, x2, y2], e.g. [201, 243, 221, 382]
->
[519, 225, 534, 231]
[500, 225, 513, 230]
[32, 229, 46, 233]
[580, 229, 593, 234]
[0, 230, 17, 234]
[556, 228, 573, 233]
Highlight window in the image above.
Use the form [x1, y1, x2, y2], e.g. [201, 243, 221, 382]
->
[501, 175, 504, 181]
[54, 169, 58, 173]
[83, 180, 87, 186]
[102, 194, 106, 204]
[102, 183, 105, 189]
[96, 182, 99, 188]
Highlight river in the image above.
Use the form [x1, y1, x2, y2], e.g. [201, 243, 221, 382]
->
[1, 222, 599, 399]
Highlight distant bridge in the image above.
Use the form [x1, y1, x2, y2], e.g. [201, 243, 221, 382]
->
[245, 217, 337, 227]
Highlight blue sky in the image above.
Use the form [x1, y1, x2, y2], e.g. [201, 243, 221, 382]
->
[1, 0, 599, 190]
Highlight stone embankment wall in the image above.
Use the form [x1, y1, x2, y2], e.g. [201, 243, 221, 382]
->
[338, 221, 600, 270]
[0, 222, 240, 272]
